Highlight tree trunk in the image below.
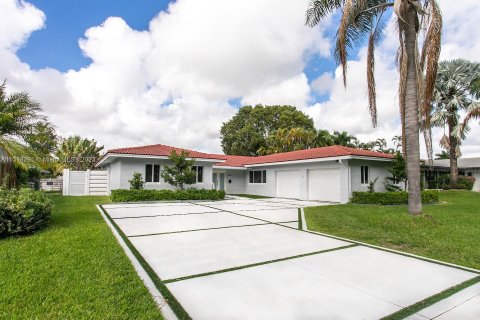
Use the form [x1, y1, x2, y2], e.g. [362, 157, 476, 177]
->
[448, 120, 458, 185]
[403, 9, 422, 215]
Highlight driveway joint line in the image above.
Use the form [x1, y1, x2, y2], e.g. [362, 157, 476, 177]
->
[163, 243, 358, 284]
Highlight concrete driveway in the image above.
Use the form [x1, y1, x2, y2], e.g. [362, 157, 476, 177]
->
[101, 198, 479, 320]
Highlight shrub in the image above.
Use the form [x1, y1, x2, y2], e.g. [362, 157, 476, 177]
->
[0, 188, 53, 238]
[128, 172, 144, 190]
[351, 190, 439, 205]
[442, 176, 476, 191]
[111, 188, 226, 202]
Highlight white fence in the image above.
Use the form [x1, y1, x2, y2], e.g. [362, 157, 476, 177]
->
[40, 178, 63, 192]
[63, 169, 109, 196]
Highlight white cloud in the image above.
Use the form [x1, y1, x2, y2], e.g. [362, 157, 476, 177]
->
[0, 0, 479, 157]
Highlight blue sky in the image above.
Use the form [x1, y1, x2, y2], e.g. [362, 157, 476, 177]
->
[18, 0, 171, 71]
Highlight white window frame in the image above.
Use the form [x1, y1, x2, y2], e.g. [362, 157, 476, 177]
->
[249, 170, 267, 184]
[361, 166, 369, 185]
[192, 166, 203, 183]
[145, 164, 161, 183]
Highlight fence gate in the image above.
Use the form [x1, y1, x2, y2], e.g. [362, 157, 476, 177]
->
[63, 169, 109, 196]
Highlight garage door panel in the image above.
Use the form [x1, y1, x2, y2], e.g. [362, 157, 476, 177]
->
[277, 171, 300, 199]
[308, 169, 341, 202]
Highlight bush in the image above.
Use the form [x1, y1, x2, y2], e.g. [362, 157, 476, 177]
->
[0, 188, 53, 238]
[111, 188, 226, 202]
[351, 190, 439, 205]
[443, 176, 476, 191]
[128, 172, 144, 190]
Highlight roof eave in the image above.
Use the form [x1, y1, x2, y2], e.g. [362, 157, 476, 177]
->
[95, 152, 226, 167]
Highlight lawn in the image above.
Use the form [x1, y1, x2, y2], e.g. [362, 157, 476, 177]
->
[305, 191, 480, 270]
[0, 195, 163, 319]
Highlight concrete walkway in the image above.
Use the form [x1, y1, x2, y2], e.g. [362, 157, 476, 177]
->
[102, 198, 479, 319]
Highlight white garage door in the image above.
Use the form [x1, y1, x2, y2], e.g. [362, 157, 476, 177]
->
[276, 170, 300, 199]
[308, 169, 341, 202]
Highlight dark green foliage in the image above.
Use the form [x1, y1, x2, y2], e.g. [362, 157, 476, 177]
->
[0, 188, 53, 238]
[367, 177, 378, 193]
[161, 150, 196, 190]
[443, 176, 476, 191]
[56, 135, 104, 170]
[351, 191, 439, 205]
[220, 105, 316, 156]
[128, 172, 144, 190]
[385, 152, 407, 191]
[111, 189, 226, 202]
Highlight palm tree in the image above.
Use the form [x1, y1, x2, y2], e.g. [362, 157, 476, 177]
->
[56, 136, 104, 170]
[434, 150, 449, 160]
[315, 129, 335, 147]
[306, 0, 442, 215]
[430, 59, 480, 185]
[0, 81, 54, 187]
[331, 131, 357, 147]
[258, 128, 316, 155]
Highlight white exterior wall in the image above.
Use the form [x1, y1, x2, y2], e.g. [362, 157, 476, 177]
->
[473, 172, 480, 192]
[108, 157, 215, 190]
[223, 170, 247, 194]
[349, 159, 393, 193]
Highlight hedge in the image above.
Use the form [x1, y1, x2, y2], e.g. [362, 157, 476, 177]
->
[443, 176, 476, 191]
[0, 188, 53, 238]
[111, 188, 226, 202]
[351, 190, 439, 205]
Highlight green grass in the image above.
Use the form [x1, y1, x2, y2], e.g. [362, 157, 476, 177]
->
[0, 195, 163, 320]
[230, 194, 271, 199]
[305, 190, 480, 270]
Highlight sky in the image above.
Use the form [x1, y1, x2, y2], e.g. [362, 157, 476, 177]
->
[1, 0, 479, 157]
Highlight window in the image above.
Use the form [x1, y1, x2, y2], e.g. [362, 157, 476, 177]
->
[146, 164, 160, 183]
[249, 170, 267, 183]
[361, 166, 369, 184]
[192, 166, 203, 183]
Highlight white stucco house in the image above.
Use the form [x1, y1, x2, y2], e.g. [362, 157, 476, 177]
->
[96, 144, 396, 203]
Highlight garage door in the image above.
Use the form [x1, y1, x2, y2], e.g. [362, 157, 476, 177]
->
[276, 170, 300, 199]
[308, 169, 341, 202]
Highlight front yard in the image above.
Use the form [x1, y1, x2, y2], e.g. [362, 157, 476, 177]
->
[0, 195, 163, 319]
[305, 190, 480, 270]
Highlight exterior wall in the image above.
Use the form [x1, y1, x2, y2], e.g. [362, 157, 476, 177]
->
[223, 170, 247, 194]
[349, 159, 394, 193]
[473, 172, 480, 192]
[108, 157, 215, 190]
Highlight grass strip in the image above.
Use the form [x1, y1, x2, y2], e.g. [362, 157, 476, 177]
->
[164, 244, 358, 283]
[298, 208, 303, 230]
[381, 276, 480, 320]
[99, 205, 192, 320]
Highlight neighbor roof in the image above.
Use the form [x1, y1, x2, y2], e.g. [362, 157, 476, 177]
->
[430, 158, 480, 169]
[97, 144, 394, 168]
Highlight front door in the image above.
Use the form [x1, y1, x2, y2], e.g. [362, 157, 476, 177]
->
[219, 173, 225, 191]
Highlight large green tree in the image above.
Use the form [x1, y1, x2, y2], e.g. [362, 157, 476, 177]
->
[306, 0, 442, 215]
[0, 81, 56, 187]
[430, 59, 480, 185]
[56, 136, 104, 171]
[258, 127, 317, 155]
[220, 105, 316, 156]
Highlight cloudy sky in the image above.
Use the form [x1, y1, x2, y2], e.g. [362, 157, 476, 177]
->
[1, 0, 479, 156]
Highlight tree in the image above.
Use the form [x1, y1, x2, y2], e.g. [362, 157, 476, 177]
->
[306, 0, 442, 215]
[56, 136, 104, 170]
[331, 131, 358, 147]
[385, 152, 407, 191]
[315, 129, 335, 147]
[160, 150, 196, 190]
[434, 150, 449, 160]
[220, 105, 316, 156]
[258, 127, 317, 155]
[0, 81, 56, 187]
[430, 59, 480, 185]
[129, 172, 144, 190]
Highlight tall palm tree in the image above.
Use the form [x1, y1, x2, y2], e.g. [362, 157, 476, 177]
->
[306, 0, 442, 215]
[431, 59, 480, 185]
[315, 129, 335, 147]
[0, 81, 54, 187]
[56, 136, 104, 171]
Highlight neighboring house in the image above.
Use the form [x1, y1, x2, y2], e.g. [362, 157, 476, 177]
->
[96, 144, 396, 203]
[423, 158, 480, 191]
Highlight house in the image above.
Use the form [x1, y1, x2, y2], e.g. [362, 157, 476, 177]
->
[96, 144, 396, 203]
[423, 158, 480, 191]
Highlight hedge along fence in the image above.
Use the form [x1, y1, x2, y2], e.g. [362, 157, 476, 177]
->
[351, 190, 439, 205]
[111, 189, 226, 202]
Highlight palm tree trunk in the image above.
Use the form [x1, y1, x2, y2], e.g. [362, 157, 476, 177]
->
[404, 10, 422, 215]
[448, 120, 458, 185]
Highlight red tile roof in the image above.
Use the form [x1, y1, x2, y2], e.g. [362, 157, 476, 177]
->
[102, 144, 393, 167]
[216, 145, 394, 167]
[106, 144, 226, 160]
